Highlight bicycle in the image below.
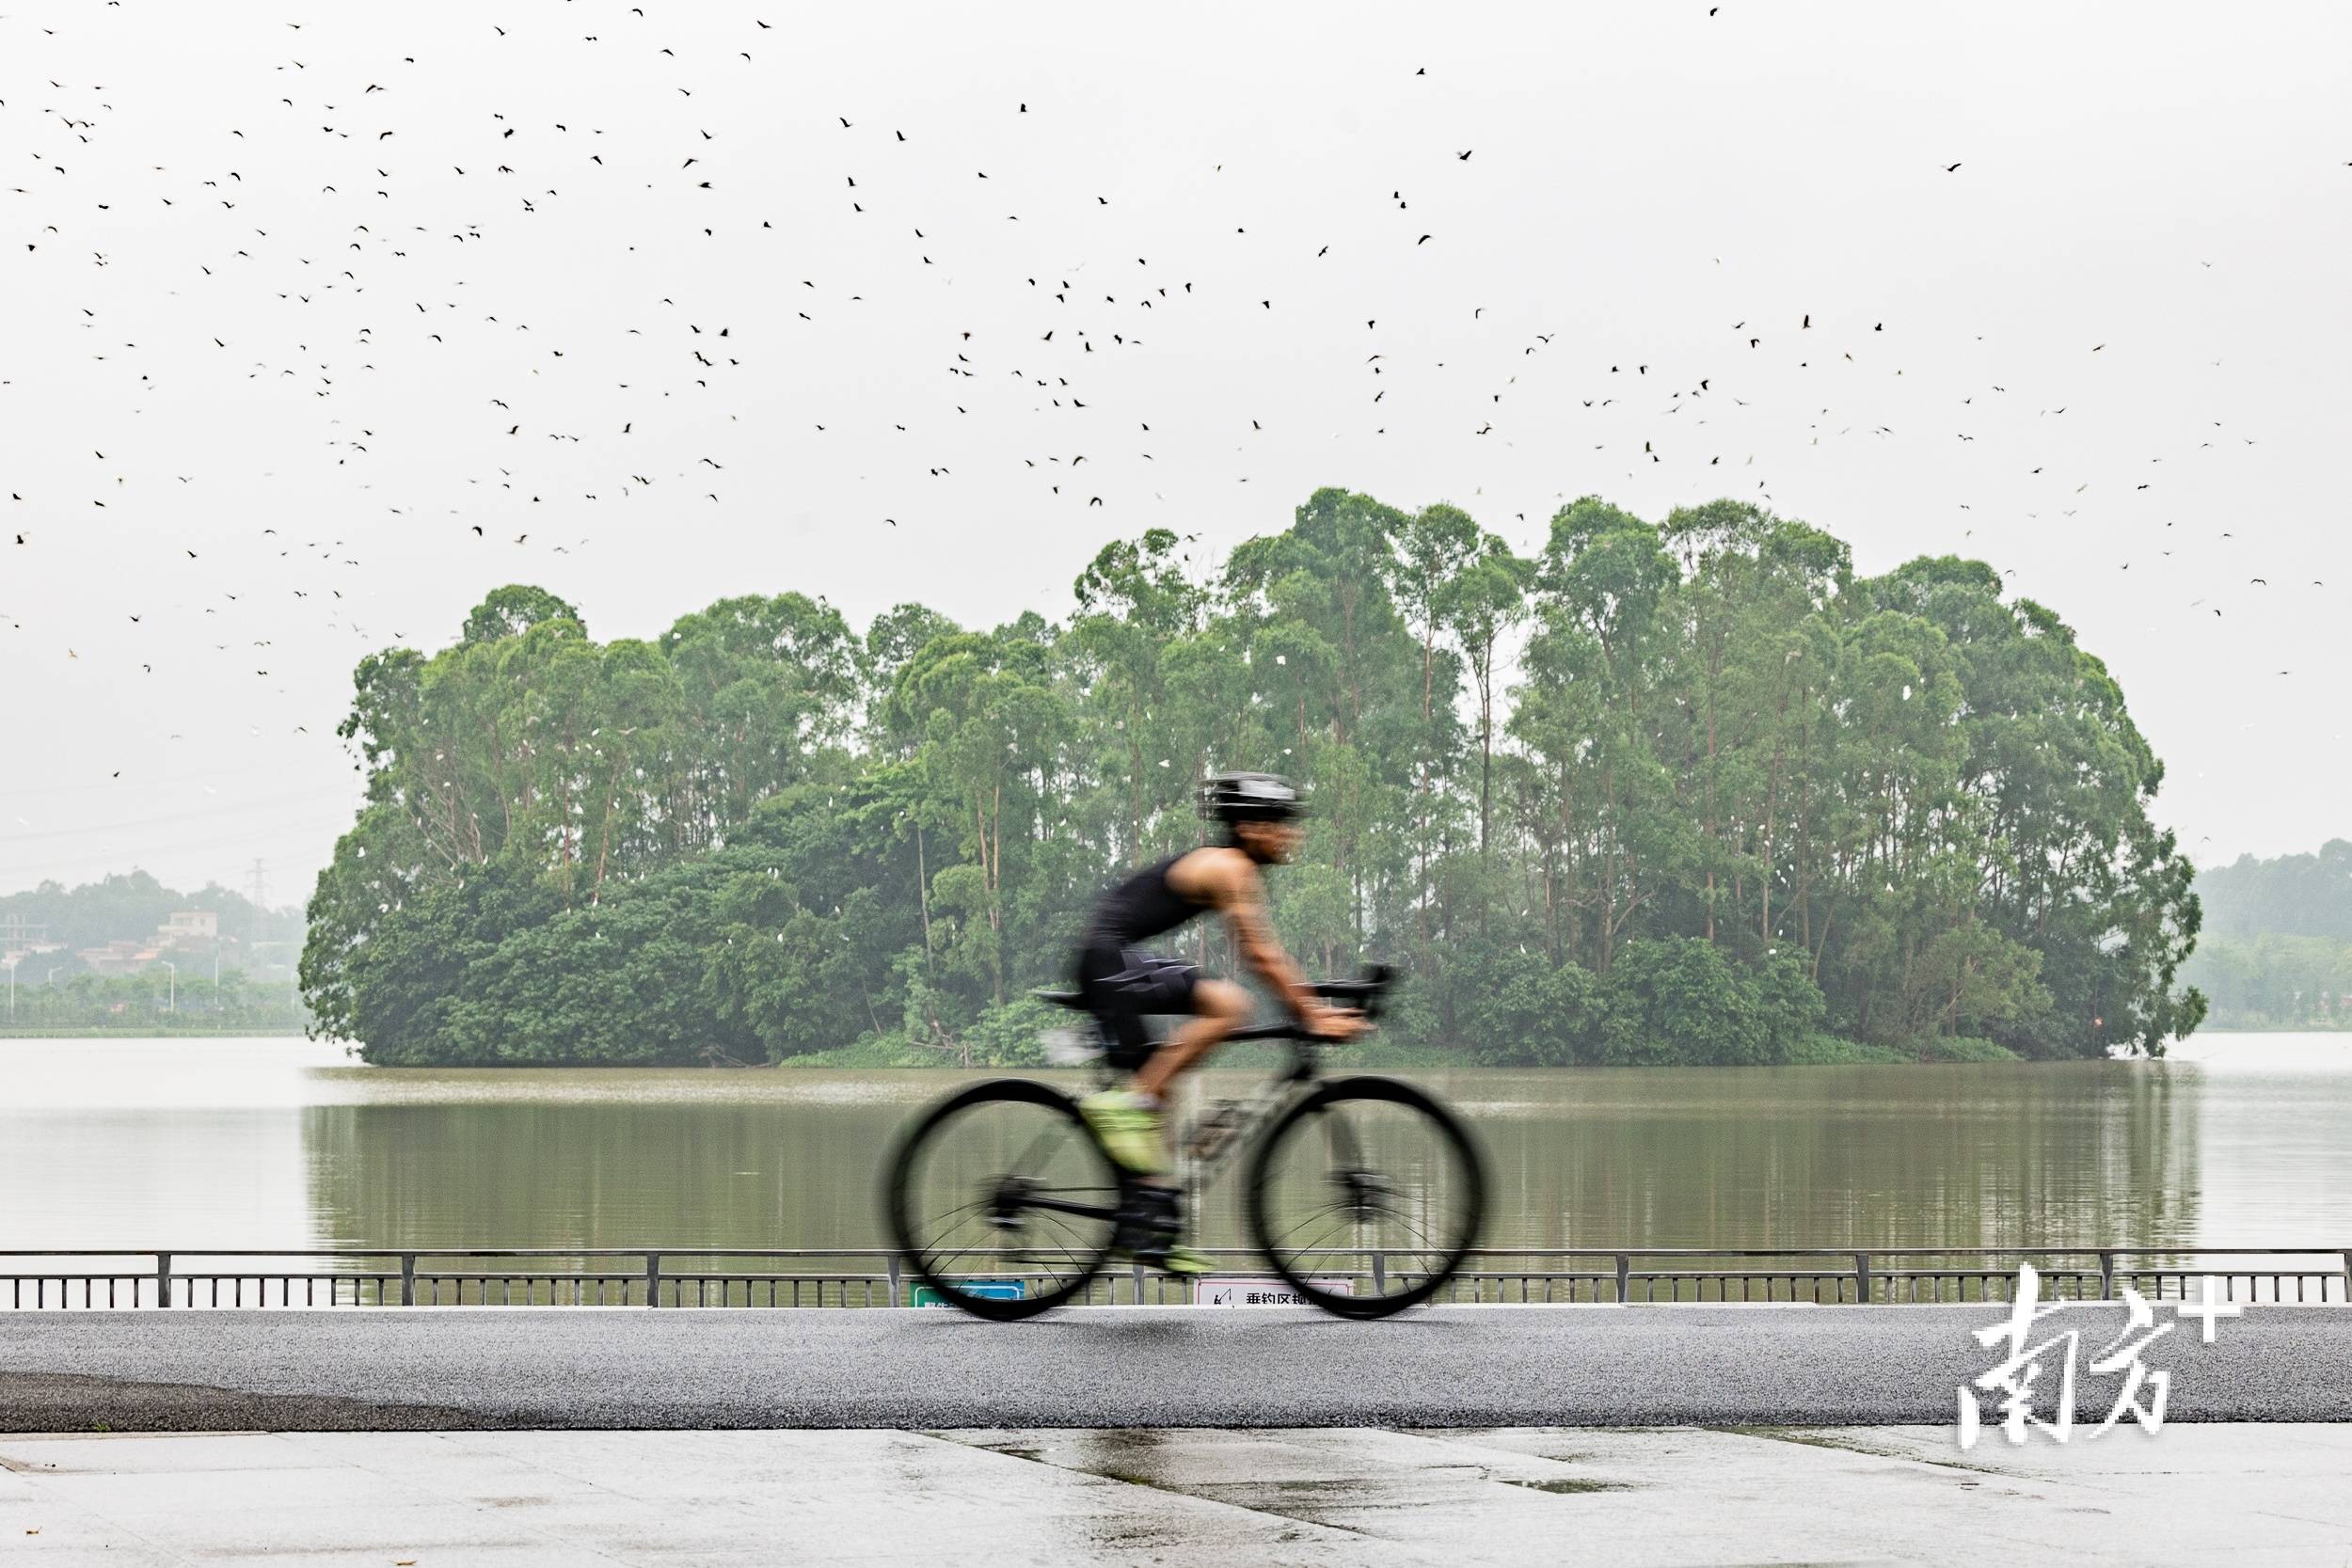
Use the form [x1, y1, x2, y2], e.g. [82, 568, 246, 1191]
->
[882, 964, 1486, 1320]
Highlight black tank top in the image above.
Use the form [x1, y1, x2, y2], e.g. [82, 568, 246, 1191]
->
[1084, 852, 1205, 948]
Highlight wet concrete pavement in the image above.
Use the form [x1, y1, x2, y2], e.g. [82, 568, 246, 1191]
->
[7, 1304, 2352, 1431]
[3, 1422, 2349, 1566]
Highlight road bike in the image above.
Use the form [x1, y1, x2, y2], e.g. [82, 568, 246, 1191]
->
[883, 965, 1486, 1320]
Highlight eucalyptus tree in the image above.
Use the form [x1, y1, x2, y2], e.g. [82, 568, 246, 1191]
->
[302, 490, 2204, 1067]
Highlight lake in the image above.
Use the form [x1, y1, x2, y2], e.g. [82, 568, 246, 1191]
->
[2, 1034, 2347, 1265]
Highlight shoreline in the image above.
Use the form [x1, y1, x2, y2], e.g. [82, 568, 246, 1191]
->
[0, 1026, 310, 1038]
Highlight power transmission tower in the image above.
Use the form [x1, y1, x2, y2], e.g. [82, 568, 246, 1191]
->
[246, 858, 269, 913]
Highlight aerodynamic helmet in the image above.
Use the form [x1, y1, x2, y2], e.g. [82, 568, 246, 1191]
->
[1199, 771, 1304, 825]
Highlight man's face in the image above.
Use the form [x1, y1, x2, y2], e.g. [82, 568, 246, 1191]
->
[1240, 819, 1304, 863]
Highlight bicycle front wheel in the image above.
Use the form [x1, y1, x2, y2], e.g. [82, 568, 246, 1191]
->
[1244, 1075, 1486, 1318]
[884, 1078, 1122, 1320]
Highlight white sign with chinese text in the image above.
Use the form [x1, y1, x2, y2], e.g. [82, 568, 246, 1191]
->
[1193, 1276, 1352, 1307]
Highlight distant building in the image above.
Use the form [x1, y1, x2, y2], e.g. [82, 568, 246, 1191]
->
[79, 939, 164, 977]
[0, 915, 64, 970]
[157, 910, 220, 946]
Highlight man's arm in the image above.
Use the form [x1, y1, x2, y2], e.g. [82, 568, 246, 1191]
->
[1222, 863, 1320, 1021]
[1178, 850, 1364, 1038]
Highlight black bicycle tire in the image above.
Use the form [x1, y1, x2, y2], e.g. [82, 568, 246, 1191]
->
[884, 1076, 1120, 1321]
[1243, 1074, 1486, 1319]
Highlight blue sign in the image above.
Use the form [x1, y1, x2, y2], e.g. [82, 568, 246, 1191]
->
[911, 1278, 1027, 1307]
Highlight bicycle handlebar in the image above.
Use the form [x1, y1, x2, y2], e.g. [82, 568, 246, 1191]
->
[1222, 962, 1394, 1043]
[1306, 961, 1393, 1022]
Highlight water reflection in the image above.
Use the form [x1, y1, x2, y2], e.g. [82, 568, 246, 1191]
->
[7, 1037, 2351, 1263]
[297, 1064, 2210, 1257]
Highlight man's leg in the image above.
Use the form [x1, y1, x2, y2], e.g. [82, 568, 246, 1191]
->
[1131, 978, 1251, 1110]
[1081, 979, 1249, 1179]
[1119, 980, 1250, 1273]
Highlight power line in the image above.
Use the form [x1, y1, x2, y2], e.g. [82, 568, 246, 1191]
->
[0, 759, 329, 804]
[0, 813, 354, 885]
[0, 785, 358, 844]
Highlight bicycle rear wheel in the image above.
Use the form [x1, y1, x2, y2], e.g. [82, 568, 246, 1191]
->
[884, 1078, 1122, 1320]
[1244, 1075, 1486, 1318]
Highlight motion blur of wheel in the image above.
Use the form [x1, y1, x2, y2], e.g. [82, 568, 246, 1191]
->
[884, 1078, 1121, 1320]
[1244, 1076, 1486, 1318]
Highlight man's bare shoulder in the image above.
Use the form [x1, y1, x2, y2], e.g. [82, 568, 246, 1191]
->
[1167, 846, 1259, 906]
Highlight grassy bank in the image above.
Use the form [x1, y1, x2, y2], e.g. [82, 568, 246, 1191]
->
[1781, 1033, 2022, 1064]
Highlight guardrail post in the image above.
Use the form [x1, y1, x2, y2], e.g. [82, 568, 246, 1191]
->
[1131, 1261, 1148, 1305]
[2098, 1251, 2115, 1301]
[1371, 1250, 1387, 1294]
[156, 1252, 171, 1308]
[645, 1253, 661, 1308]
[399, 1253, 416, 1307]
[887, 1253, 903, 1307]
[1615, 1253, 1631, 1303]
[2341, 1252, 2350, 1306]
[1853, 1252, 1871, 1304]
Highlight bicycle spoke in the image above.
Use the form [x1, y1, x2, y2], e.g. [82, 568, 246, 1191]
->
[1248, 1081, 1485, 1310]
[889, 1085, 1124, 1313]
[1021, 1212, 1110, 1278]
[1275, 1207, 1368, 1272]
[906, 1196, 994, 1255]
[1258, 1196, 1358, 1253]
[1006, 1118, 1088, 1181]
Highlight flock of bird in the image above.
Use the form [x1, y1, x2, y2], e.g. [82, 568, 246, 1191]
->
[0, 1, 2336, 832]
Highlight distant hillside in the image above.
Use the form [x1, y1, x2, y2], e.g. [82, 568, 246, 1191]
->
[2183, 843, 2352, 1028]
[2195, 842, 2352, 941]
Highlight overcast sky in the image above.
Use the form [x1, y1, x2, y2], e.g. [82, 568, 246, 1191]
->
[5, 1, 2350, 905]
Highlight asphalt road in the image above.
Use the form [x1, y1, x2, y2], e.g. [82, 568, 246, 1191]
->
[5, 1305, 2349, 1432]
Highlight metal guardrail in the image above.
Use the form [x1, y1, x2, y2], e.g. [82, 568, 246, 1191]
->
[5, 1246, 2348, 1310]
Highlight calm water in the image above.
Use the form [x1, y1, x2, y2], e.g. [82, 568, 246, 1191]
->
[2, 1034, 2348, 1260]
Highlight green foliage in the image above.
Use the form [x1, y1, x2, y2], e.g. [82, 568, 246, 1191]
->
[303, 488, 2202, 1067]
[1593, 937, 1820, 1066]
[1451, 944, 1598, 1066]
[1910, 1035, 2024, 1063]
[0, 968, 306, 1033]
[2181, 932, 2352, 1029]
[1781, 1033, 1910, 1065]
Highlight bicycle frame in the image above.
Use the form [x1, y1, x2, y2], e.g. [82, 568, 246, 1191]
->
[1179, 1021, 1328, 1165]
[1023, 964, 1392, 1227]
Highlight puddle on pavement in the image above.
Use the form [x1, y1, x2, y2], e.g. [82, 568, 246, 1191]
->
[942, 1427, 1641, 1528]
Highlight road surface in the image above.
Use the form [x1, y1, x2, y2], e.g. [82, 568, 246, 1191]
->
[5, 1303, 2348, 1431]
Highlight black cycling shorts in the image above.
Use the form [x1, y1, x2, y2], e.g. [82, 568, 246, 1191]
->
[1075, 944, 1202, 1069]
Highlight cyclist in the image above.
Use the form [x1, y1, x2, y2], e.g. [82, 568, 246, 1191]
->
[1073, 770, 1367, 1273]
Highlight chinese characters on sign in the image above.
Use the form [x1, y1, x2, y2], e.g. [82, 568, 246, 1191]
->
[1192, 1277, 1353, 1307]
[1958, 1265, 2242, 1448]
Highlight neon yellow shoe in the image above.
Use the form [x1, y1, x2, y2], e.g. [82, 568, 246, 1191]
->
[1110, 1237, 1216, 1276]
[1148, 1243, 1217, 1277]
[1079, 1089, 1169, 1175]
